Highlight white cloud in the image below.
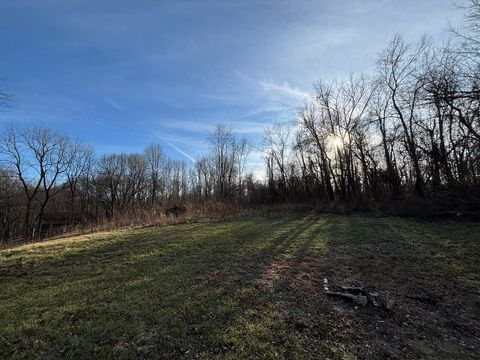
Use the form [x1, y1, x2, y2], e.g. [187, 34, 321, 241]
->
[259, 81, 310, 100]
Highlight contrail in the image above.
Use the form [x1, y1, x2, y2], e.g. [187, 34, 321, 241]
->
[165, 141, 196, 163]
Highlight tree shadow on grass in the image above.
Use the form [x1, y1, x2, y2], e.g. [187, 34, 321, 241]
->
[0, 214, 324, 359]
[2, 213, 479, 359]
[275, 214, 480, 360]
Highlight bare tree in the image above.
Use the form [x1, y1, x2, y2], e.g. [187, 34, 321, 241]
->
[65, 145, 94, 222]
[450, 0, 480, 62]
[377, 35, 431, 196]
[0, 126, 78, 238]
[235, 136, 250, 200]
[263, 122, 292, 199]
[195, 156, 213, 201]
[144, 143, 166, 205]
[370, 85, 402, 195]
[208, 124, 238, 200]
[0, 167, 20, 242]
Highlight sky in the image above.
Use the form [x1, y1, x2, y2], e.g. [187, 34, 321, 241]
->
[0, 0, 462, 177]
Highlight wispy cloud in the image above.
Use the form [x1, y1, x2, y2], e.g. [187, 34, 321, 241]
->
[159, 118, 273, 135]
[152, 130, 207, 150]
[152, 130, 205, 163]
[164, 140, 196, 163]
[259, 81, 310, 100]
[234, 70, 309, 101]
[159, 120, 214, 134]
[237, 103, 291, 119]
[103, 97, 124, 112]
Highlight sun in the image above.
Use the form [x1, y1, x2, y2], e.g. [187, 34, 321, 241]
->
[332, 136, 344, 149]
[327, 135, 344, 151]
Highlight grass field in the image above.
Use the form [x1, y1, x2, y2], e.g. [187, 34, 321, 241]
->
[1, 212, 479, 359]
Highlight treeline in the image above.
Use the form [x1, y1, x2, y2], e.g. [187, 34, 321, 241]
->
[262, 3, 480, 203]
[1, 1, 480, 243]
[0, 124, 258, 242]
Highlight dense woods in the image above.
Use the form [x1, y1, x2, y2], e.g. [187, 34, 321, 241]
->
[1, 1, 479, 243]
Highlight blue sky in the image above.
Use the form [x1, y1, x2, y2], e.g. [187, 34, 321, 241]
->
[0, 0, 460, 176]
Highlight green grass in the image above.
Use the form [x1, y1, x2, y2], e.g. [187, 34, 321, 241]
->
[1, 212, 479, 359]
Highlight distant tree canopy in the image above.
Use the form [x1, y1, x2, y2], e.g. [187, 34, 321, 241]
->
[1, 3, 479, 243]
